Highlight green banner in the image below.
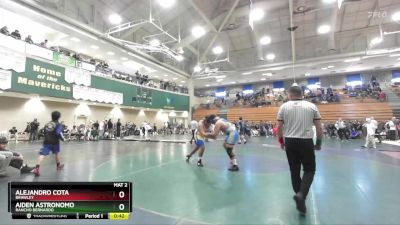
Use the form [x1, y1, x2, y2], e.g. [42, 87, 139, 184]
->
[53, 52, 76, 67]
[91, 76, 189, 111]
[11, 57, 73, 99]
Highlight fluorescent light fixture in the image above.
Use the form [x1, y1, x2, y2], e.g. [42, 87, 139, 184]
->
[327, 65, 335, 69]
[180, 81, 185, 83]
[215, 91, 226, 97]
[179, 84, 183, 87]
[321, 67, 327, 70]
[370, 37, 383, 45]
[390, 54, 400, 57]
[157, 0, 176, 8]
[175, 55, 184, 61]
[262, 73, 272, 76]
[261, 78, 266, 81]
[121, 57, 128, 61]
[173, 77, 178, 80]
[217, 79, 224, 82]
[318, 25, 331, 34]
[392, 11, 400, 22]
[250, 8, 264, 21]
[164, 74, 168, 77]
[153, 75, 159, 78]
[163, 79, 168, 81]
[242, 72, 253, 75]
[260, 36, 271, 45]
[344, 57, 361, 63]
[191, 26, 206, 38]
[193, 65, 201, 72]
[305, 73, 311, 76]
[266, 53, 276, 60]
[107, 51, 115, 55]
[70, 37, 80, 42]
[90, 45, 99, 49]
[231, 81, 236, 84]
[109, 14, 122, 24]
[206, 84, 210, 87]
[212, 46, 223, 55]
[149, 39, 161, 46]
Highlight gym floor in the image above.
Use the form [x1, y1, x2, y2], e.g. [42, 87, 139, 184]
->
[0, 136, 399, 225]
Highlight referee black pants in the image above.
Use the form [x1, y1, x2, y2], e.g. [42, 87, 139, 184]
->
[285, 138, 316, 199]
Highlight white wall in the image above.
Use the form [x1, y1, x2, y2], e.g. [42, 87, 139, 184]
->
[0, 96, 171, 132]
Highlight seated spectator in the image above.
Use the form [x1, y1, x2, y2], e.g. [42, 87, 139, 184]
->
[73, 53, 82, 61]
[10, 30, 21, 39]
[0, 137, 35, 175]
[24, 35, 33, 44]
[379, 91, 386, 102]
[0, 26, 9, 35]
[90, 58, 96, 65]
[39, 39, 48, 48]
[8, 127, 18, 141]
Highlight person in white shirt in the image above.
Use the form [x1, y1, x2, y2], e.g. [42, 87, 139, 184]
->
[385, 117, 397, 141]
[363, 118, 377, 149]
[99, 120, 104, 139]
[143, 122, 152, 141]
[335, 118, 349, 141]
[190, 120, 198, 144]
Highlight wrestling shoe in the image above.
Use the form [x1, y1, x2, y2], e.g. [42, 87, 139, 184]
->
[197, 160, 204, 167]
[186, 155, 191, 162]
[20, 165, 35, 174]
[32, 168, 40, 176]
[293, 193, 307, 215]
[56, 164, 64, 170]
[228, 165, 239, 171]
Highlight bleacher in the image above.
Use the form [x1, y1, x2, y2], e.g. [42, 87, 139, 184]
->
[193, 102, 394, 123]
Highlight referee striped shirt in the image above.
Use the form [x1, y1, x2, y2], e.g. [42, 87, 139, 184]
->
[277, 100, 321, 139]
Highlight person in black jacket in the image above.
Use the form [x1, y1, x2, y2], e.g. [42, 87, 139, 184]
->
[29, 119, 40, 142]
[107, 119, 113, 139]
[116, 119, 122, 139]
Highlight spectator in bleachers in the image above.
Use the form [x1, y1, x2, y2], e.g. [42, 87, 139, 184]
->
[40, 39, 48, 48]
[10, 30, 21, 40]
[0, 26, 9, 35]
[378, 90, 386, 102]
[25, 35, 33, 44]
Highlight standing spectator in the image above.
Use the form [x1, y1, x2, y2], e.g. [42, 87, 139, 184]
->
[25, 35, 33, 44]
[386, 117, 397, 140]
[29, 119, 40, 142]
[107, 119, 113, 139]
[9, 127, 18, 141]
[190, 119, 198, 144]
[277, 86, 323, 215]
[98, 120, 104, 139]
[10, 30, 21, 39]
[116, 119, 122, 140]
[363, 118, 377, 149]
[0, 26, 9, 35]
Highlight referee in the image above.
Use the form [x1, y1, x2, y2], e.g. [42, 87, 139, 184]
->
[277, 85, 323, 215]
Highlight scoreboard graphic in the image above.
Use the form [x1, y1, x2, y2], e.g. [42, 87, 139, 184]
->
[8, 182, 132, 220]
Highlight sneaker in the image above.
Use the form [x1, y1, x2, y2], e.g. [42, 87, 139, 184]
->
[56, 164, 64, 170]
[32, 168, 40, 176]
[244, 140, 247, 144]
[21, 165, 35, 174]
[185, 155, 190, 163]
[228, 165, 239, 171]
[293, 193, 307, 215]
[197, 160, 204, 167]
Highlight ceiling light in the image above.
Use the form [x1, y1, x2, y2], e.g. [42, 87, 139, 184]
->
[370, 37, 383, 45]
[305, 73, 311, 76]
[344, 57, 361, 63]
[157, 0, 176, 8]
[327, 65, 335, 69]
[180, 81, 185, 83]
[260, 36, 271, 45]
[121, 57, 128, 61]
[262, 73, 272, 76]
[206, 84, 210, 87]
[398, 58, 400, 60]
[179, 84, 183, 87]
[322, 0, 336, 3]
[193, 65, 201, 72]
[250, 8, 264, 21]
[149, 39, 161, 46]
[212, 46, 223, 55]
[242, 72, 252, 75]
[70, 37, 80, 42]
[109, 14, 122, 24]
[107, 51, 115, 55]
[164, 74, 168, 77]
[321, 67, 327, 70]
[217, 79, 223, 82]
[153, 75, 159, 78]
[163, 79, 168, 81]
[231, 81, 236, 84]
[390, 54, 400, 57]
[392, 12, 400, 22]
[261, 78, 266, 81]
[173, 78, 178, 80]
[191, 26, 206, 38]
[175, 55, 184, 61]
[266, 53, 276, 60]
[318, 25, 331, 34]
[90, 45, 99, 49]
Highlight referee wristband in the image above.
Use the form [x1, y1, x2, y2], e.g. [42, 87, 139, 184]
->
[316, 139, 322, 146]
[279, 137, 284, 145]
